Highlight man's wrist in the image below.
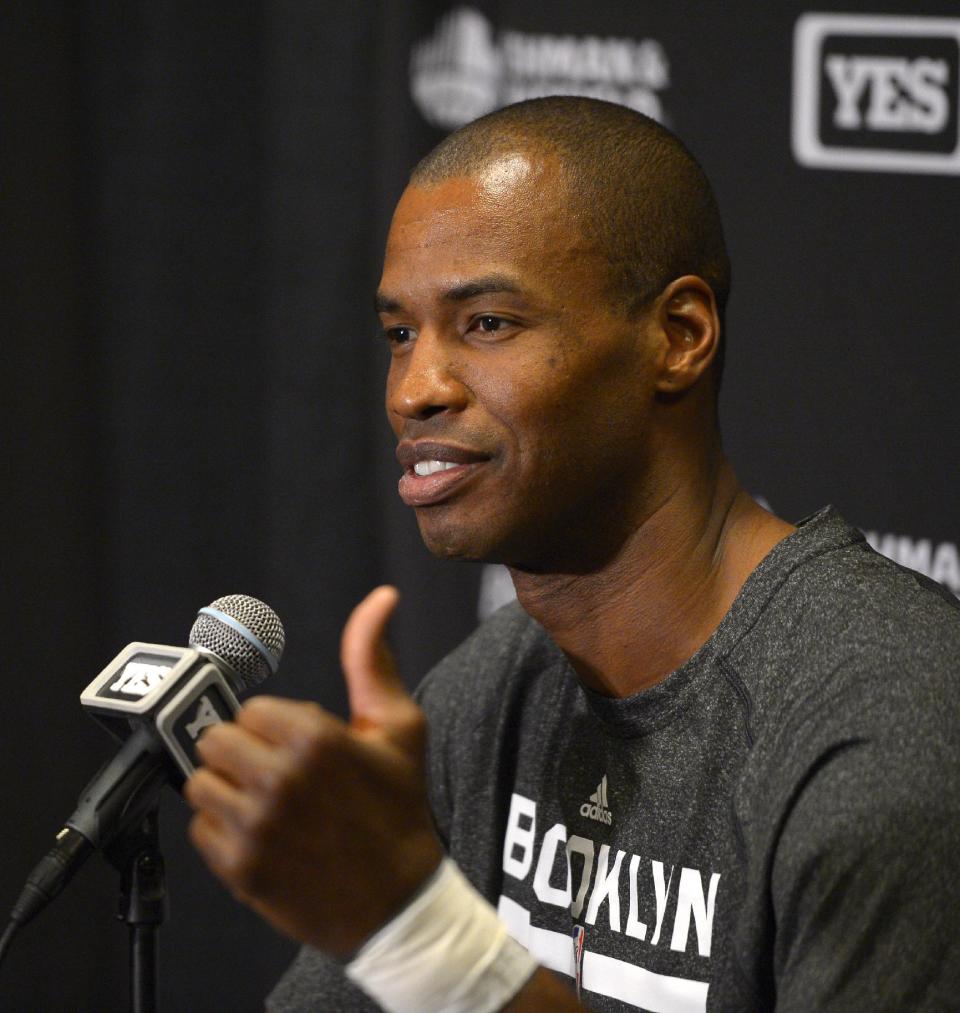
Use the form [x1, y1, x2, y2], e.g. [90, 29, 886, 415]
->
[345, 857, 537, 1013]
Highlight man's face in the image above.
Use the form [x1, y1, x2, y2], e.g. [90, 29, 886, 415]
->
[377, 154, 660, 570]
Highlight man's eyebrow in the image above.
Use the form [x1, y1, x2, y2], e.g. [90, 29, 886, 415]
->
[374, 292, 402, 314]
[374, 275, 526, 315]
[441, 275, 525, 302]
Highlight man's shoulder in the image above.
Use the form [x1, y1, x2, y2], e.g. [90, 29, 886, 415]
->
[728, 509, 959, 757]
[731, 508, 960, 677]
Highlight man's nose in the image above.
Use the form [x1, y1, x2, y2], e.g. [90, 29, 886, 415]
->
[387, 331, 470, 422]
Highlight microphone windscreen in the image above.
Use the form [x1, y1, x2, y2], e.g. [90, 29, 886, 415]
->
[189, 594, 285, 691]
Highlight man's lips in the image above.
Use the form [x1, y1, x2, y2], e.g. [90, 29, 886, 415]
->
[395, 441, 490, 507]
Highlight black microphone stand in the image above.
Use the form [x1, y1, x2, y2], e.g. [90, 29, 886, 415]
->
[107, 807, 166, 1013]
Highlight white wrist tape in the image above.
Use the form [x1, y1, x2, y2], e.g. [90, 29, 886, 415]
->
[345, 858, 537, 1013]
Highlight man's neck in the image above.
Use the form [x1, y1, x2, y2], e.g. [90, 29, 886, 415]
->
[509, 458, 795, 698]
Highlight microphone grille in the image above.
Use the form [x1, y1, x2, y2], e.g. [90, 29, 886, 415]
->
[189, 594, 285, 691]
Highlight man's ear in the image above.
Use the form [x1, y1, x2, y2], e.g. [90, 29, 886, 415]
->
[651, 275, 720, 394]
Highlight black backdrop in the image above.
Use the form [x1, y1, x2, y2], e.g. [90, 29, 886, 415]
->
[4, 1, 958, 1009]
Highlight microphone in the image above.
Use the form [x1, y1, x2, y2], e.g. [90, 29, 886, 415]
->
[6, 594, 285, 934]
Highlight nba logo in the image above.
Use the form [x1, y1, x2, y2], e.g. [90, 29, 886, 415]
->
[571, 924, 586, 999]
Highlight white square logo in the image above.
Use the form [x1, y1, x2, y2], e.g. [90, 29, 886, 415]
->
[792, 13, 960, 175]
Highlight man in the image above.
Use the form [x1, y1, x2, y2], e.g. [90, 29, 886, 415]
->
[185, 98, 960, 1011]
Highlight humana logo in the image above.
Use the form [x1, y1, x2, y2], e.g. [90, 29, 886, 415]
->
[410, 7, 670, 131]
[580, 774, 613, 825]
[864, 529, 960, 597]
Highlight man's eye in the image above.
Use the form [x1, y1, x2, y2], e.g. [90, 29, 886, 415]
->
[384, 326, 414, 345]
[473, 315, 507, 334]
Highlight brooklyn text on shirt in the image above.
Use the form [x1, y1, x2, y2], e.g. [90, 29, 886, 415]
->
[499, 791, 721, 1013]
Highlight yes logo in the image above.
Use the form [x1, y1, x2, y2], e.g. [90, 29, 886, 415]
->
[824, 54, 949, 133]
[793, 14, 960, 174]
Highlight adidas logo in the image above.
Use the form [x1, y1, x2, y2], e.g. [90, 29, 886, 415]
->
[580, 774, 613, 825]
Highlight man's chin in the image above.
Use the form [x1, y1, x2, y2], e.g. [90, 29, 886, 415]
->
[415, 512, 504, 563]
[418, 529, 490, 563]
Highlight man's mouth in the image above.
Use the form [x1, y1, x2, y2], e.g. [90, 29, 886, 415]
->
[413, 460, 461, 477]
[396, 442, 490, 507]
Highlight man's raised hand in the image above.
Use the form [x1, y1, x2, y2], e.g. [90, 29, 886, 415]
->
[184, 586, 443, 957]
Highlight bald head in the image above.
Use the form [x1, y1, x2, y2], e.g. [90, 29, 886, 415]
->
[411, 96, 731, 387]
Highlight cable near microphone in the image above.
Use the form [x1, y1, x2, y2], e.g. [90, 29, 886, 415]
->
[0, 594, 285, 961]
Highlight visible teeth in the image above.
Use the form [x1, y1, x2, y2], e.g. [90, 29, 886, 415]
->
[414, 460, 460, 476]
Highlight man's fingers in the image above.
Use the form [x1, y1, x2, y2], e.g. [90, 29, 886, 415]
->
[194, 720, 290, 792]
[182, 591, 440, 955]
[340, 584, 401, 687]
[185, 766, 256, 830]
[236, 695, 345, 753]
[340, 585, 413, 730]
[187, 807, 256, 903]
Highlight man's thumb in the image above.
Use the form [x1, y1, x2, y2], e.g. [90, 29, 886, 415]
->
[340, 586, 417, 738]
